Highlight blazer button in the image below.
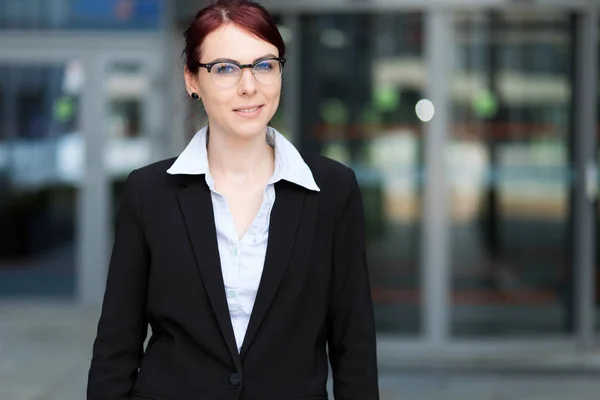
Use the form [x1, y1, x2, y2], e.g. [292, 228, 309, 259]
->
[229, 372, 241, 386]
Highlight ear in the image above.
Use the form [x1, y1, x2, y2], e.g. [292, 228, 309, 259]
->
[183, 65, 201, 98]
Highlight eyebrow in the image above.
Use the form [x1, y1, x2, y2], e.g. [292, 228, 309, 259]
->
[205, 53, 278, 64]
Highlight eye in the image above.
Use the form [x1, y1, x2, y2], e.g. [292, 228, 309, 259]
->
[254, 60, 275, 72]
[214, 63, 238, 75]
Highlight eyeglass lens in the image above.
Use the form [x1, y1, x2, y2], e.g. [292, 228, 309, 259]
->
[210, 60, 282, 87]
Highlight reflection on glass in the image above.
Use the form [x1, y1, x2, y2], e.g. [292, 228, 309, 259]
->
[0, 62, 83, 297]
[300, 13, 424, 334]
[450, 12, 574, 336]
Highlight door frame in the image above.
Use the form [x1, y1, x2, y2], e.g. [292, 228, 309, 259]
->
[278, 0, 598, 358]
[0, 32, 165, 306]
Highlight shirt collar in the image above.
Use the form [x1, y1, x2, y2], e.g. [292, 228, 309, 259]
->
[166, 126, 320, 192]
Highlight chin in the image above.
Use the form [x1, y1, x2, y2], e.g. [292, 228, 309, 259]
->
[230, 121, 269, 140]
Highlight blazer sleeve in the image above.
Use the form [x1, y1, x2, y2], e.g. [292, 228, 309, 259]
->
[327, 168, 379, 400]
[87, 169, 150, 400]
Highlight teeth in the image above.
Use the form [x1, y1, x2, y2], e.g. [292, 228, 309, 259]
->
[237, 106, 260, 113]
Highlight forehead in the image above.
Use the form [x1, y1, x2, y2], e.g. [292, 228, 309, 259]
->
[201, 23, 278, 62]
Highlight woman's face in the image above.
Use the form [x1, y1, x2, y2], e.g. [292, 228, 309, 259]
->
[185, 23, 282, 141]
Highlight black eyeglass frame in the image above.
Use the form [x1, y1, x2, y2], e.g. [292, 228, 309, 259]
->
[195, 57, 287, 73]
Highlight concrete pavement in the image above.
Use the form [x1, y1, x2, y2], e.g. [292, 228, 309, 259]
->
[2, 301, 600, 400]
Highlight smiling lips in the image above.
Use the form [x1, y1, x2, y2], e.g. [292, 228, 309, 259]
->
[234, 105, 262, 112]
[234, 104, 264, 117]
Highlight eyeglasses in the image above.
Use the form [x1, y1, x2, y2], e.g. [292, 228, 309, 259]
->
[196, 57, 286, 88]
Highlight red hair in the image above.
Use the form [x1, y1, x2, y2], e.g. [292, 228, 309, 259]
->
[183, 0, 285, 74]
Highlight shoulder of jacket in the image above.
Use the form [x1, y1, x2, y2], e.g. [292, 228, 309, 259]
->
[301, 152, 355, 188]
[130, 157, 178, 181]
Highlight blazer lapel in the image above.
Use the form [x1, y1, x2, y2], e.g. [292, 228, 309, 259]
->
[176, 177, 241, 368]
[240, 181, 305, 357]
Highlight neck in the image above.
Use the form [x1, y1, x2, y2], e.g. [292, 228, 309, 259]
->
[206, 125, 274, 186]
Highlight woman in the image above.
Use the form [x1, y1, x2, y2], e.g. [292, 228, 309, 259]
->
[87, 1, 378, 399]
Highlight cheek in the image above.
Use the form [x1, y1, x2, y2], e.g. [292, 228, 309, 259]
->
[201, 91, 233, 116]
[267, 85, 282, 106]
[266, 90, 281, 120]
[270, 96, 281, 113]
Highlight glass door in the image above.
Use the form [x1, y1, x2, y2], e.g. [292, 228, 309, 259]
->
[448, 11, 576, 336]
[0, 60, 85, 297]
[298, 13, 426, 335]
[0, 41, 165, 303]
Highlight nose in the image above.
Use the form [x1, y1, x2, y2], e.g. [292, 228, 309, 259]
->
[237, 67, 257, 95]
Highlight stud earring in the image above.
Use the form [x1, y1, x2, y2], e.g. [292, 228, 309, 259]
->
[191, 93, 200, 100]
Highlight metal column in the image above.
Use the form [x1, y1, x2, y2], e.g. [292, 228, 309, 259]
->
[422, 9, 453, 345]
[78, 56, 110, 308]
[574, 5, 598, 348]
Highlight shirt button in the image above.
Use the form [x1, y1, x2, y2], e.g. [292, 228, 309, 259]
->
[228, 289, 237, 298]
[231, 247, 238, 257]
[229, 372, 241, 386]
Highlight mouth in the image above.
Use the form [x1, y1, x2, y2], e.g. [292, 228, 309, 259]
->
[233, 105, 263, 113]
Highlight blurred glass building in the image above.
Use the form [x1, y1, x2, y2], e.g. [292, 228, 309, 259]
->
[0, 0, 598, 358]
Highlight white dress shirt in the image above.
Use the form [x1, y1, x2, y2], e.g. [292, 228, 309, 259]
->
[166, 126, 320, 352]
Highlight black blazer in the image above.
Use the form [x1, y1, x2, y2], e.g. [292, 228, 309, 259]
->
[87, 153, 379, 400]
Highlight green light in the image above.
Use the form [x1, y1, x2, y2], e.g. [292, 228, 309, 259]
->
[374, 88, 399, 112]
[53, 96, 74, 122]
[473, 90, 498, 119]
